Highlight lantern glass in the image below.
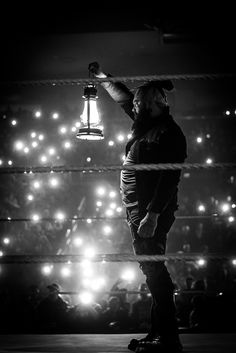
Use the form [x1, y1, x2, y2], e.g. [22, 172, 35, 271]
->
[77, 84, 104, 140]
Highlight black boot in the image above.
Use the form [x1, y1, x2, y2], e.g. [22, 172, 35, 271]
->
[128, 333, 155, 352]
[131, 335, 183, 353]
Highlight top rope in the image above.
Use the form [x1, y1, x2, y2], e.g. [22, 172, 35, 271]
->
[1, 73, 236, 87]
[0, 163, 236, 174]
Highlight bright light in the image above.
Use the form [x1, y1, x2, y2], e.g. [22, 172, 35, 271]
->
[80, 99, 100, 125]
[121, 154, 126, 161]
[61, 267, 71, 277]
[8, 160, 13, 165]
[40, 155, 48, 163]
[86, 218, 92, 224]
[116, 207, 122, 213]
[121, 268, 135, 282]
[75, 121, 81, 128]
[206, 158, 213, 164]
[108, 140, 114, 146]
[49, 177, 59, 187]
[35, 111, 42, 118]
[48, 147, 56, 155]
[228, 216, 235, 223]
[206, 134, 211, 139]
[109, 202, 117, 209]
[232, 204, 236, 209]
[55, 212, 65, 221]
[90, 277, 106, 291]
[41, 264, 53, 275]
[23, 147, 30, 154]
[33, 181, 41, 189]
[109, 191, 116, 198]
[71, 126, 77, 132]
[105, 209, 114, 217]
[196, 136, 203, 143]
[64, 141, 71, 149]
[225, 110, 230, 116]
[3, 238, 10, 245]
[103, 225, 112, 235]
[38, 134, 44, 141]
[96, 201, 102, 207]
[15, 141, 24, 150]
[86, 157, 91, 162]
[27, 194, 34, 201]
[117, 134, 125, 142]
[127, 134, 132, 139]
[220, 203, 231, 213]
[31, 132, 37, 138]
[197, 258, 206, 267]
[32, 141, 38, 148]
[59, 126, 67, 134]
[73, 237, 83, 247]
[232, 259, 236, 266]
[78, 291, 94, 305]
[96, 187, 106, 196]
[0, 160, 2, 165]
[0, 250, 3, 257]
[52, 112, 59, 119]
[11, 119, 17, 126]
[84, 248, 96, 258]
[32, 214, 40, 222]
[197, 204, 206, 213]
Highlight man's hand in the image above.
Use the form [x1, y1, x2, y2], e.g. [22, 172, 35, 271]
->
[138, 212, 159, 238]
[88, 62, 107, 78]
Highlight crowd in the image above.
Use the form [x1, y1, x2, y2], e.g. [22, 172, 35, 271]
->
[0, 275, 236, 334]
[0, 101, 236, 334]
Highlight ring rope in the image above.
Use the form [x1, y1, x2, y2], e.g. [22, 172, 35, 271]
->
[60, 289, 207, 296]
[0, 214, 222, 222]
[0, 253, 233, 264]
[1, 163, 236, 174]
[1, 73, 236, 87]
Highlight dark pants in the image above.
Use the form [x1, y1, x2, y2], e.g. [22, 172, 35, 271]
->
[126, 206, 179, 338]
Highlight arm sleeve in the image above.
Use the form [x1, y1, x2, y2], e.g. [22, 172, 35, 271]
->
[101, 75, 135, 120]
[146, 128, 187, 213]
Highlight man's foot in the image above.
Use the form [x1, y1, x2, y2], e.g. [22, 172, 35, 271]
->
[128, 333, 155, 352]
[129, 335, 183, 353]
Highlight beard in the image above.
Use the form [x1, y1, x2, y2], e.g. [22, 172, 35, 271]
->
[132, 107, 162, 137]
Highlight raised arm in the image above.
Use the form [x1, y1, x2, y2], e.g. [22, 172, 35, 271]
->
[88, 62, 135, 120]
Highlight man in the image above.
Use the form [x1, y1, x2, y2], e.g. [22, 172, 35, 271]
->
[88, 62, 187, 352]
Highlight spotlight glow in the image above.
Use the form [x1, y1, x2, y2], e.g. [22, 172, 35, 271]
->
[41, 264, 53, 275]
[78, 291, 94, 305]
[121, 268, 135, 281]
[197, 258, 206, 267]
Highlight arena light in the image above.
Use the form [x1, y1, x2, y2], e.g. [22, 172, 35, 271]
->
[86, 157, 91, 162]
[197, 258, 207, 267]
[232, 259, 236, 266]
[41, 264, 53, 275]
[3, 237, 10, 245]
[48, 147, 56, 155]
[84, 247, 96, 258]
[34, 111, 42, 118]
[205, 157, 213, 164]
[32, 214, 41, 222]
[78, 291, 94, 305]
[55, 212, 66, 221]
[96, 187, 106, 197]
[109, 191, 116, 198]
[15, 140, 24, 151]
[220, 202, 231, 213]
[197, 204, 206, 213]
[52, 112, 59, 120]
[61, 266, 71, 277]
[0, 250, 3, 257]
[103, 225, 112, 235]
[196, 136, 203, 143]
[96, 201, 102, 207]
[121, 268, 136, 282]
[38, 134, 44, 141]
[77, 84, 103, 140]
[31, 132, 37, 138]
[32, 141, 38, 148]
[8, 160, 13, 165]
[73, 237, 83, 247]
[33, 181, 41, 189]
[49, 177, 59, 187]
[108, 140, 114, 146]
[11, 119, 17, 126]
[27, 194, 34, 201]
[59, 126, 67, 134]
